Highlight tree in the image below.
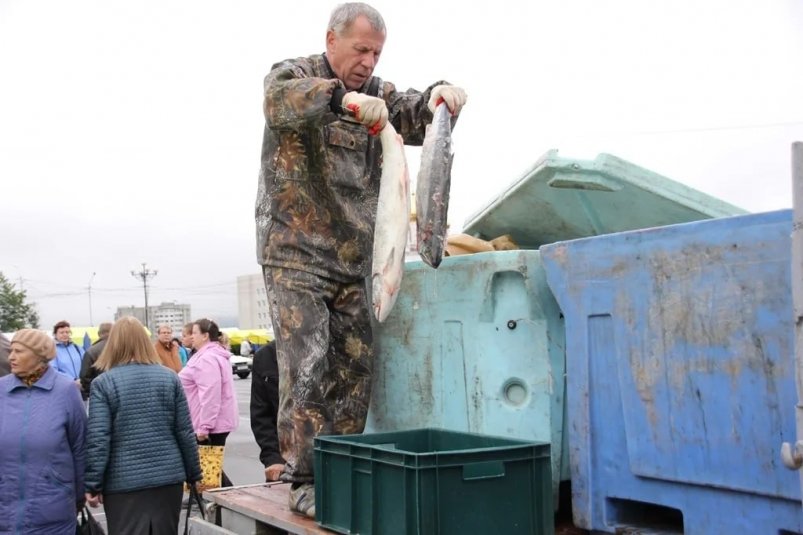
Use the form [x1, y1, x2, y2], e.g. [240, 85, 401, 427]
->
[0, 272, 40, 332]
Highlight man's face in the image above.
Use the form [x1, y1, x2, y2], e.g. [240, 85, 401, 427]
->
[55, 326, 71, 343]
[326, 15, 386, 91]
[182, 330, 192, 348]
[158, 327, 172, 344]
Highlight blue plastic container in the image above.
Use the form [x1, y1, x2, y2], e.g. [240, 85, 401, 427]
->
[541, 210, 803, 534]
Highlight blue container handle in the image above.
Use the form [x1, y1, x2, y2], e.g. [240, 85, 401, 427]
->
[462, 460, 506, 481]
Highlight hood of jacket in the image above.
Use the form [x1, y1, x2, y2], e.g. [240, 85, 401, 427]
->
[195, 341, 231, 361]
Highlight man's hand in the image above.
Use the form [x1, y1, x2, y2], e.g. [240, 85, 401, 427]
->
[265, 463, 284, 482]
[85, 492, 102, 508]
[428, 85, 467, 116]
[342, 92, 388, 136]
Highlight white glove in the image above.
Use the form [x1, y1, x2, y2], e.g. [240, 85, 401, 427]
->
[428, 85, 467, 115]
[342, 92, 388, 135]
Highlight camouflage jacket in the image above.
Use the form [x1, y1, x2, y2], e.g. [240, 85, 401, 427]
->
[256, 53, 446, 282]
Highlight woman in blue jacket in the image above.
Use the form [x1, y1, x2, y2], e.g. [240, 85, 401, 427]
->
[0, 329, 87, 534]
[84, 317, 202, 535]
[51, 320, 85, 383]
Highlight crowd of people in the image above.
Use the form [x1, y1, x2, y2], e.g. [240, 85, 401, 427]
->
[0, 316, 282, 534]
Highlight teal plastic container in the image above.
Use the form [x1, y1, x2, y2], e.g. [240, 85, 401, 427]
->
[462, 149, 746, 248]
[314, 428, 553, 535]
[367, 250, 567, 501]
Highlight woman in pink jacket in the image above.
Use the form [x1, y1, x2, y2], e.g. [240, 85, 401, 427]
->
[179, 318, 239, 487]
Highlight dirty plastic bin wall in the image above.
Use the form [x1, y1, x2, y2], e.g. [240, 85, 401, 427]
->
[541, 210, 803, 534]
[365, 250, 567, 506]
[314, 428, 553, 535]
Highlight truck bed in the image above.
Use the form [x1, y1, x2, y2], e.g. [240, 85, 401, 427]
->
[202, 482, 329, 534]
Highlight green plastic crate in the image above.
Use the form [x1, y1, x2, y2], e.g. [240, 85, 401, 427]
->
[314, 428, 553, 535]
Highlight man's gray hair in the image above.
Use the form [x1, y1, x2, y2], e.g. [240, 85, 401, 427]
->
[328, 2, 386, 36]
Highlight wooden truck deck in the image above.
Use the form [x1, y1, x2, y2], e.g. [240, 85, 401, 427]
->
[190, 483, 330, 534]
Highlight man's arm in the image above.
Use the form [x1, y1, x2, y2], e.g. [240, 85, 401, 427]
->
[385, 80, 451, 146]
[263, 59, 344, 131]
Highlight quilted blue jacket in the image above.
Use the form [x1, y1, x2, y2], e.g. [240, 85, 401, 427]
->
[84, 363, 202, 495]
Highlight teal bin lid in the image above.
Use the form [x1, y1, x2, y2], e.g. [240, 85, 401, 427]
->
[462, 150, 747, 249]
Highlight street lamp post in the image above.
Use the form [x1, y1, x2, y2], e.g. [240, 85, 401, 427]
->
[87, 272, 96, 326]
[130, 263, 158, 331]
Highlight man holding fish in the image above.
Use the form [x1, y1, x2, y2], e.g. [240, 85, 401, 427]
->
[255, 2, 466, 517]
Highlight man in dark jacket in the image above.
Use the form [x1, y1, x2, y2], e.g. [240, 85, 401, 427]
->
[250, 341, 285, 481]
[79, 322, 112, 400]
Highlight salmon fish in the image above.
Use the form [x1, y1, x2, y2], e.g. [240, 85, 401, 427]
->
[371, 123, 410, 323]
[416, 101, 454, 268]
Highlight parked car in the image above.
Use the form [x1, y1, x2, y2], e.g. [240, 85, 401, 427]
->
[230, 354, 252, 379]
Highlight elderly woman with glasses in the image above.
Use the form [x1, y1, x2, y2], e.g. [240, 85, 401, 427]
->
[0, 329, 87, 534]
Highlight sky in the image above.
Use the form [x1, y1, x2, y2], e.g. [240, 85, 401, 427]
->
[1, 0, 802, 329]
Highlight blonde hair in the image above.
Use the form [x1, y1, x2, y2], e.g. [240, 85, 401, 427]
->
[94, 316, 162, 371]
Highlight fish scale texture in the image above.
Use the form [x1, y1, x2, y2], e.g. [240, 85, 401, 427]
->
[84, 363, 201, 494]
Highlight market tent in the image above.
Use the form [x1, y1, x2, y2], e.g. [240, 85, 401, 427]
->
[70, 327, 99, 346]
[221, 328, 248, 345]
[242, 329, 273, 344]
[220, 328, 273, 345]
[69, 325, 151, 346]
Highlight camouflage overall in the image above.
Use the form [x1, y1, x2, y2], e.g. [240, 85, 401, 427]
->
[257, 53, 449, 482]
[263, 267, 372, 482]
